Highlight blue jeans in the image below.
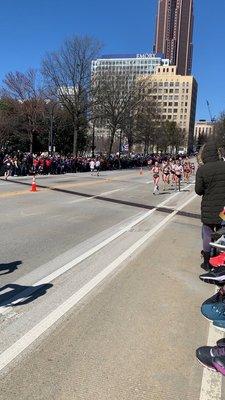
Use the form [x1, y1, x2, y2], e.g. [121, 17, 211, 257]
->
[202, 224, 221, 253]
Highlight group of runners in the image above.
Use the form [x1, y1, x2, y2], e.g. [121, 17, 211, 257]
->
[150, 157, 195, 194]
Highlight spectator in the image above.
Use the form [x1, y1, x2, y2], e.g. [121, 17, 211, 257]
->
[195, 141, 225, 271]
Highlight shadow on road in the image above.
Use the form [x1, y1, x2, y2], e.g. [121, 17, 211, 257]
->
[0, 283, 53, 307]
[0, 260, 22, 276]
[158, 191, 171, 195]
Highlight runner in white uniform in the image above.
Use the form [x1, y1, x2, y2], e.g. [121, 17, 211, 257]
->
[95, 159, 100, 176]
[89, 160, 95, 175]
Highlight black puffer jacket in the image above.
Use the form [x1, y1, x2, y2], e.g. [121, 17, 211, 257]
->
[195, 143, 225, 224]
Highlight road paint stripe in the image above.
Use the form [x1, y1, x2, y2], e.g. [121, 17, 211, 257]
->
[199, 288, 224, 400]
[49, 179, 110, 190]
[69, 188, 122, 204]
[0, 190, 41, 198]
[0, 183, 193, 315]
[0, 192, 197, 372]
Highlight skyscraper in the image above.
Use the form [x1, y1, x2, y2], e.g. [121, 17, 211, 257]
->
[154, 0, 194, 75]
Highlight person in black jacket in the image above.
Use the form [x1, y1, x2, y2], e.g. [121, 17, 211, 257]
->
[195, 141, 225, 270]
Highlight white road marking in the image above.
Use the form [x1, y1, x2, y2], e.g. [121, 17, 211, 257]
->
[199, 289, 224, 400]
[69, 188, 122, 204]
[0, 192, 197, 372]
[0, 182, 193, 315]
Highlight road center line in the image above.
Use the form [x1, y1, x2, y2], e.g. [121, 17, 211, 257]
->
[0, 183, 193, 315]
[0, 192, 197, 372]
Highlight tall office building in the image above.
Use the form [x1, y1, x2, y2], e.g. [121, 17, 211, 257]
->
[139, 65, 198, 151]
[154, 0, 194, 75]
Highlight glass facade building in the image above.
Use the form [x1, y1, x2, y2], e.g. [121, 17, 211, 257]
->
[91, 53, 170, 81]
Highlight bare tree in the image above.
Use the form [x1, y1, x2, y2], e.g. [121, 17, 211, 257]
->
[134, 91, 160, 154]
[0, 99, 19, 147]
[1, 69, 45, 152]
[93, 72, 145, 156]
[42, 35, 102, 156]
[214, 113, 225, 148]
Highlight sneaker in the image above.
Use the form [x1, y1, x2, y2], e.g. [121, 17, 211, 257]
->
[213, 319, 225, 331]
[211, 227, 225, 241]
[210, 253, 225, 268]
[217, 338, 225, 347]
[201, 288, 225, 321]
[196, 345, 225, 374]
[200, 266, 225, 285]
[210, 236, 225, 251]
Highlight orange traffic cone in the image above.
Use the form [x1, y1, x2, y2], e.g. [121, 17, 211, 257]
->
[30, 176, 37, 192]
[140, 167, 143, 176]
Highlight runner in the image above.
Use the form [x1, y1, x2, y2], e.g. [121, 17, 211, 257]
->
[170, 158, 177, 188]
[3, 156, 12, 180]
[89, 159, 95, 175]
[174, 160, 183, 191]
[183, 157, 191, 184]
[152, 161, 160, 195]
[95, 159, 100, 176]
[191, 162, 195, 175]
[162, 160, 171, 191]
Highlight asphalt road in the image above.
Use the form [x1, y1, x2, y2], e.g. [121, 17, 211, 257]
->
[0, 169, 223, 399]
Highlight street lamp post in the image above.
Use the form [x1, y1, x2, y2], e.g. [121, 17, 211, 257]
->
[118, 129, 122, 169]
[49, 102, 57, 156]
[91, 121, 95, 158]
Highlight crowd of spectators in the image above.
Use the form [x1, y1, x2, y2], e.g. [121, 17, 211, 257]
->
[0, 149, 186, 178]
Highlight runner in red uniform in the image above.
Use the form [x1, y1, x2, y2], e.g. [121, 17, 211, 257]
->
[183, 157, 191, 184]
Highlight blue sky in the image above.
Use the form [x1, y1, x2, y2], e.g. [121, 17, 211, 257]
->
[0, 0, 224, 120]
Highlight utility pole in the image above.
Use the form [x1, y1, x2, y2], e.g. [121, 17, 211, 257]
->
[118, 129, 122, 169]
[91, 121, 95, 158]
[49, 102, 57, 155]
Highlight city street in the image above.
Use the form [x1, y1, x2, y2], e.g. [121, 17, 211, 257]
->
[0, 169, 223, 399]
